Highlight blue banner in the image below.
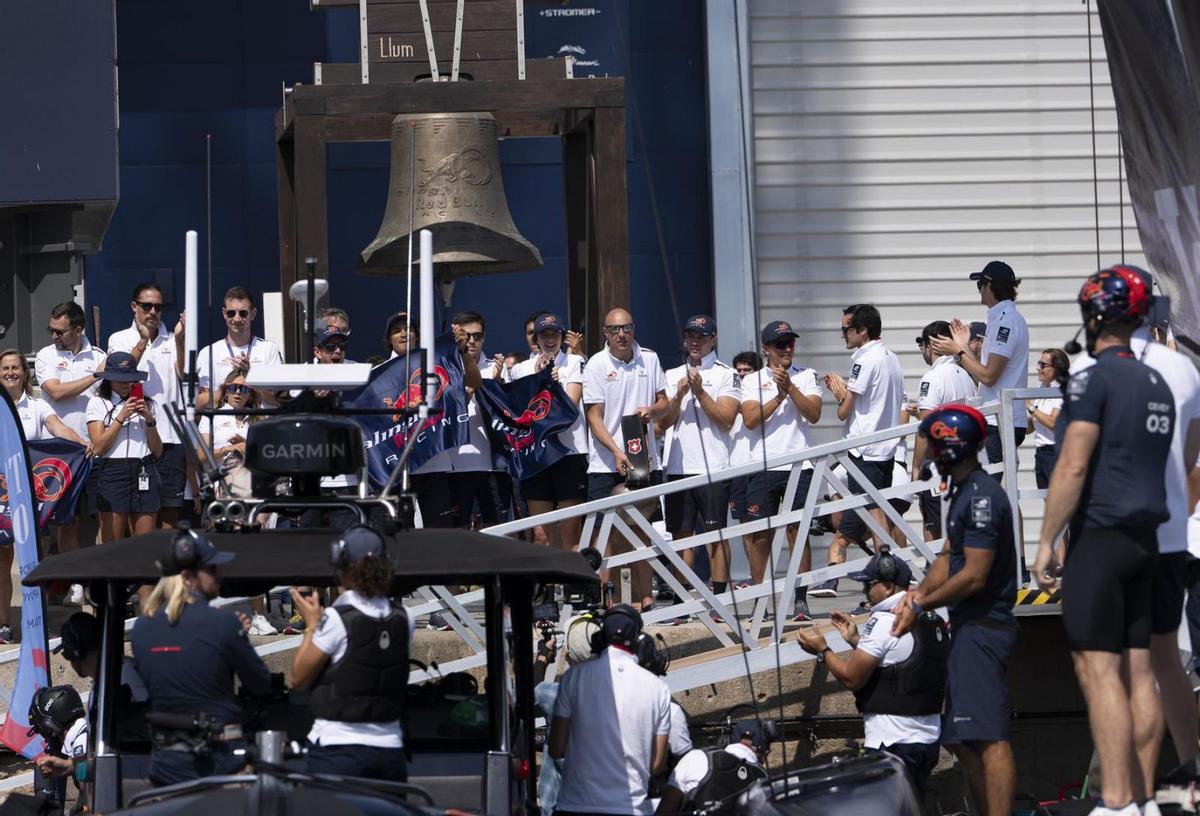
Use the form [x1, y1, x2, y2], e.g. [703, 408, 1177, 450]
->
[342, 335, 471, 487]
[0, 391, 48, 759]
[0, 439, 92, 544]
[474, 368, 579, 481]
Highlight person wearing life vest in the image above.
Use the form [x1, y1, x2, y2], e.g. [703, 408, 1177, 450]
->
[654, 718, 775, 816]
[290, 525, 413, 782]
[796, 548, 948, 800]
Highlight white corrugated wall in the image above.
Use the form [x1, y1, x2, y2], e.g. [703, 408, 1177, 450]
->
[747, 0, 1146, 545]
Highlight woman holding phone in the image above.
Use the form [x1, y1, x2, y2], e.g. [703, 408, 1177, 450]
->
[86, 351, 162, 542]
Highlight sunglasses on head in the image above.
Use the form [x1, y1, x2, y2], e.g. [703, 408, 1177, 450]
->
[135, 301, 164, 313]
[226, 383, 253, 396]
[224, 309, 250, 319]
[319, 340, 347, 352]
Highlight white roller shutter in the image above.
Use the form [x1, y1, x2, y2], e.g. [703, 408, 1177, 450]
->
[748, 0, 1145, 544]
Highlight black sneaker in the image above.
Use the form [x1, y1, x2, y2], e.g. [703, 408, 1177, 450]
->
[809, 579, 839, 598]
[427, 612, 453, 631]
[791, 600, 813, 622]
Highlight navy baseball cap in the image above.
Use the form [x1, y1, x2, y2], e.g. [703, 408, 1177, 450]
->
[847, 550, 913, 587]
[683, 315, 716, 336]
[385, 311, 417, 335]
[533, 313, 566, 335]
[969, 260, 1016, 286]
[968, 321, 987, 341]
[313, 319, 348, 344]
[760, 320, 799, 344]
[334, 525, 386, 564]
[101, 351, 147, 382]
[733, 719, 778, 750]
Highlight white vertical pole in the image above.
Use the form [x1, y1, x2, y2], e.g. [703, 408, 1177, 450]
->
[420, 229, 436, 405]
[184, 230, 199, 420]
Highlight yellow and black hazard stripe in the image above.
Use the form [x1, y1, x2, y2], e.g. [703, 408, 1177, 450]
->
[1015, 587, 1062, 606]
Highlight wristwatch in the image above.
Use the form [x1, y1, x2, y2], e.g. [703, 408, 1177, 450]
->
[816, 647, 831, 663]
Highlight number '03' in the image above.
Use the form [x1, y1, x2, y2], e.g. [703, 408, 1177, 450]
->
[1147, 414, 1172, 434]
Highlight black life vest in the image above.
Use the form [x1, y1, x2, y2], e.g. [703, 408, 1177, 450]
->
[853, 611, 949, 717]
[689, 747, 768, 816]
[308, 603, 410, 723]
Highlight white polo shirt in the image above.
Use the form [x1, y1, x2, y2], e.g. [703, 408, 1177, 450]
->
[1029, 397, 1062, 447]
[856, 591, 942, 748]
[34, 339, 106, 437]
[553, 647, 672, 816]
[208, 413, 251, 455]
[843, 339, 904, 461]
[308, 590, 416, 748]
[663, 353, 740, 475]
[14, 394, 54, 441]
[196, 335, 282, 391]
[668, 742, 759, 799]
[740, 367, 822, 472]
[582, 344, 668, 474]
[511, 350, 588, 454]
[979, 300, 1029, 423]
[86, 394, 155, 459]
[668, 700, 692, 758]
[1073, 327, 1200, 554]
[107, 323, 182, 444]
[917, 356, 976, 413]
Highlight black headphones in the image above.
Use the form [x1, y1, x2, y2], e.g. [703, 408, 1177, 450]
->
[635, 632, 670, 677]
[590, 604, 643, 653]
[874, 545, 900, 585]
[157, 522, 203, 576]
[329, 524, 387, 569]
[27, 686, 85, 751]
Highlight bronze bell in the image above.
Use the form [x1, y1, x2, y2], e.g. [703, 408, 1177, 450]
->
[359, 112, 543, 276]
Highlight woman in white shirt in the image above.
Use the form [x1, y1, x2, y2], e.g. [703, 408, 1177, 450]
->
[86, 351, 162, 542]
[1026, 348, 1068, 490]
[0, 351, 88, 643]
[201, 371, 257, 470]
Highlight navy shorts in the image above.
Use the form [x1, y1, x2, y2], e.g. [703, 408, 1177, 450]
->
[1153, 552, 1187, 636]
[586, 469, 664, 502]
[522, 453, 587, 505]
[150, 742, 244, 786]
[663, 475, 731, 534]
[156, 443, 187, 509]
[983, 427, 1026, 481]
[941, 620, 1016, 745]
[93, 457, 162, 515]
[1186, 557, 1200, 673]
[411, 472, 454, 529]
[1033, 445, 1057, 490]
[744, 470, 813, 521]
[306, 743, 407, 782]
[1062, 527, 1156, 652]
[919, 490, 943, 537]
[728, 476, 751, 521]
[836, 457, 893, 542]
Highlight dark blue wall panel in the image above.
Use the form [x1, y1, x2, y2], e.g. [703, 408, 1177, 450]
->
[90, 0, 710, 366]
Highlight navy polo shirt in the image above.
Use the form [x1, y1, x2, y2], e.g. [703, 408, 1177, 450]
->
[945, 467, 1017, 626]
[1056, 345, 1175, 537]
[131, 593, 271, 724]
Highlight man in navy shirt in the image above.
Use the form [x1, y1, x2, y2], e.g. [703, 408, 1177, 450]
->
[893, 404, 1016, 816]
[1033, 267, 1176, 816]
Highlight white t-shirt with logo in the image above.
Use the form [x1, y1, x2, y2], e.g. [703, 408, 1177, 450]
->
[663, 353, 740, 475]
[1028, 397, 1062, 447]
[1074, 327, 1200, 554]
[34, 340, 106, 437]
[85, 394, 155, 459]
[307, 590, 417, 749]
[196, 336, 283, 392]
[917, 356, 976, 413]
[844, 340, 904, 461]
[979, 300, 1030, 423]
[510, 350, 588, 454]
[855, 591, 942, 748]
[108, 323, 182, 444]
[553, 647, 672, 815]
[14, 394, 55, 441]
[582, 344, 668, 474]
[739, 367, 822, 472]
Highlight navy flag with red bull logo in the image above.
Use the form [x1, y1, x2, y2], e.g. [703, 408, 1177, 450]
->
[342, 334, 471, 488]
[474, 368, 579, 481]
[0, 439, 92, 546]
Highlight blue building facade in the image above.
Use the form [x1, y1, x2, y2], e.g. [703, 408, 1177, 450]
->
[88, 0, 711, 366]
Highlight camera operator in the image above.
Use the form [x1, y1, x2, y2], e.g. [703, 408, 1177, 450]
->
[796, 549, 947, 800]
[289, 525, 413, 782]
[131, 526, 270, 786]
[550, 605, 673, 816]
[29, 686, 88, 788]
[655, 719, 774, 816]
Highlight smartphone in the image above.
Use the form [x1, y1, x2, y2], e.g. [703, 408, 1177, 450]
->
[129, 382, 143, 401]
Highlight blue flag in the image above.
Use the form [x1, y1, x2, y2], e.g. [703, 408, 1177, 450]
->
[474, 368, 580, 481]
[0, 391, 48, 758]
[342, 335, 471, 488]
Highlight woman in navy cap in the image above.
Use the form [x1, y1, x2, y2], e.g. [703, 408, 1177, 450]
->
[85, 350, 162, 542]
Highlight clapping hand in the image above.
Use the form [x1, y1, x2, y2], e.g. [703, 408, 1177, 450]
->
[829, 610, 859, 646]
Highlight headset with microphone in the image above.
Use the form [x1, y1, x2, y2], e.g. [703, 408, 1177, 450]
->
[157, 522, 204, 576]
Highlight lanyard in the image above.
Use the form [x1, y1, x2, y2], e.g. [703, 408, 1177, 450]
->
[225, 336, 255, 363]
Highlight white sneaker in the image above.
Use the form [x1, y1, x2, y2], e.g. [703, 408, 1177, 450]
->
[1088, 802, 1139, 816]
[249, 614, 278, 636]
[66, 584, 85, 606]
[1140, 800, 1162, 816]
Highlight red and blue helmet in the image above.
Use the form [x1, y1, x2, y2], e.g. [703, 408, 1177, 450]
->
[1078, 265, 1152, 326]
[918, 404, 987, 467]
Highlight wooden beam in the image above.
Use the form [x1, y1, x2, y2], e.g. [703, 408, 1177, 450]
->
[590, 107, 629, 328]
[314, 57, 566, 85]
[275, 136, 298, 361]
[291, 77, 624, 116]
[293, 116, 329, 361]
[562, 128, 589, 348]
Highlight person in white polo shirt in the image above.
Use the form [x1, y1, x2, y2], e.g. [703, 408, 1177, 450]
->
[195, 286, 282, 409]
[1069, 266, 1200, 783]
[931, 261, 1030, 475]
[35, 301, 106, 568]
[741, 320, 823, 621]
[823, 304, 904, 553]
[910, 320, 977, 542]
[658, 315, 740, 614]
[583, 308, 669, 611]
[107, 283, 186, 528]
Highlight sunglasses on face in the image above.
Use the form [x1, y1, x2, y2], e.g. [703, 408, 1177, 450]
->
[769, 339, 795, 351]
[135, 301, 164, 313]
[226, 383, 254, 396]
[224, 309, 251, 319]
[604, 324, 635, 335]
[840, 326, 856, 337]
[319, 340, 347, 352]
[464, 331, 485, 342]
[1036, 361, 1054, 370]
[46, 326, 75, 337]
